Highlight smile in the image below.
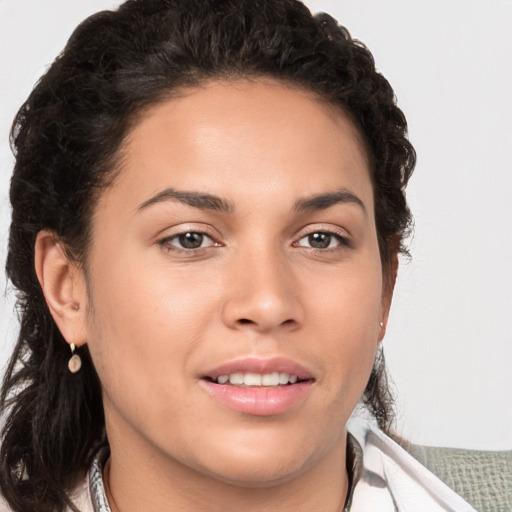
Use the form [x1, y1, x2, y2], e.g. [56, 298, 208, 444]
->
[200, 358, 315, 415]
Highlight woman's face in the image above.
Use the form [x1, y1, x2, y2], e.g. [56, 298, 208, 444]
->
[79, 80, 391, 486]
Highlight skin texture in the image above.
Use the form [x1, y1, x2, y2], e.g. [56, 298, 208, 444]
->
[35, 79, 393, 512]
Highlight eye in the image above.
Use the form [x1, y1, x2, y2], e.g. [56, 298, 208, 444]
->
[296, 231, 348, 250]
[162, 232, 217, 250]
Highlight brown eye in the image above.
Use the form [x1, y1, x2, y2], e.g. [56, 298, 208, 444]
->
[162, 232, 216, 250]
[307, 233, 332, 249]
[296, 231, 349, 250]
[178, 232, 204, 249]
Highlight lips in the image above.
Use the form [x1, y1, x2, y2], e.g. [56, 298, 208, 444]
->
[199, 357, 315, 416]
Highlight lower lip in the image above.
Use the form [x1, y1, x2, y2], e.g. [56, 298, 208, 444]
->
[200, 380, 313, 416]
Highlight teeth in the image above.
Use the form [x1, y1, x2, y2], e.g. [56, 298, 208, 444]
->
[279, 372, 290, 385]
[228, 373, 244, 385]
[217, 372, 299, 386]
[261, 372, 279, 386]
[244, 372, 262, 386]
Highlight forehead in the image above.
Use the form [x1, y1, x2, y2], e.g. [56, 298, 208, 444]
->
[105, 79, 373, 213]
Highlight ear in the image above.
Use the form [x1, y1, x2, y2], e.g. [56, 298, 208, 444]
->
[378, 251, 398, 341]
[34, 230, 88, 347]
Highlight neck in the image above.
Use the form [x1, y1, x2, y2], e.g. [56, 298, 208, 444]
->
[103, 429, 349, 512]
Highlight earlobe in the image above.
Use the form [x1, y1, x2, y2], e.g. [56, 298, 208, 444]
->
[34, 230, 88, 346]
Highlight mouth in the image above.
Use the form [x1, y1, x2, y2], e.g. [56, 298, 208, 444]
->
[199, 358, 315, 416]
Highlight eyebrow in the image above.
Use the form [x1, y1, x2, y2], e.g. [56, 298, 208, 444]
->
[293, 188, 367, 216]
[137, 187, 366, 216]
[137, 188, 234, 213]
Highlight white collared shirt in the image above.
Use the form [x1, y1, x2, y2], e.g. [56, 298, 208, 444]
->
[347, 418, 477, 511]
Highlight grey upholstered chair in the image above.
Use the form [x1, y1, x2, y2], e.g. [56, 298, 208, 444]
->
[408, 444, 512, 512]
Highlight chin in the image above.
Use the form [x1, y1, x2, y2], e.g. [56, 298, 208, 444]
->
[188, 429, 337, 488]
[201, 454, 315, 489]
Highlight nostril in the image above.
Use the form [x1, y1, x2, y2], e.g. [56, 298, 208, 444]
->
[238, 318, 255, 325]
[236, 318, 296, 328]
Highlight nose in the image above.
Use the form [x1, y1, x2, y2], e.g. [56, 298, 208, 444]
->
[221, 247, 304, 333]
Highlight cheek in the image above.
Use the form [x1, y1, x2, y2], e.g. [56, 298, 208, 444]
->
[305, 261, 383, 390]
[309, 258, 382, 332]
[83, 253, 220, 393]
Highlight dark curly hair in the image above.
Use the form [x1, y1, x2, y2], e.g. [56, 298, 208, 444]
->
[0, 0, 415, 510]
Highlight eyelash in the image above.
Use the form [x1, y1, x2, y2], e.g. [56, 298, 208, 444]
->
[293, 230, 352, 252]
[158, 225, 352, 256]
[159, 231, 220, 254]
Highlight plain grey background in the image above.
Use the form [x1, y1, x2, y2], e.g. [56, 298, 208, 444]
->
[1, 0, 511, 450]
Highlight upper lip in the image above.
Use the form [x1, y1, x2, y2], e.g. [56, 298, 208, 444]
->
[201, 357, 315, 381]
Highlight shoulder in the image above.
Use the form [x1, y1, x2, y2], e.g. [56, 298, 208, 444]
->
[0, 495, 12, 512]
[347, 418, 478, 512]
[68, 473, 96, 512]
[0, 475, 95, 512]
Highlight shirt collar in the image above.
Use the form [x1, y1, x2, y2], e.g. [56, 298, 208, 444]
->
[89, 447, 111, 512]
[344, 432, 364, 511]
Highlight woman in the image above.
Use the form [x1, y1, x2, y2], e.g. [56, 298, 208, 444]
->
[0, 0, 477, 511]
